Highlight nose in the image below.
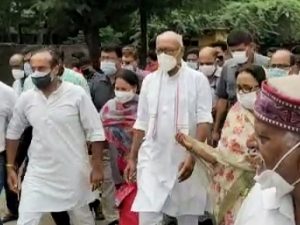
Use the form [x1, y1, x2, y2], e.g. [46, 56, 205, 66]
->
[246, 133, 258, 150]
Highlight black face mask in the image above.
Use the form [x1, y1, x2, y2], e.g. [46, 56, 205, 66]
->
[32, 74, 52, 89]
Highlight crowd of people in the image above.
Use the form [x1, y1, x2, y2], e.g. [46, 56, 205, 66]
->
[0, 28, 300, 225]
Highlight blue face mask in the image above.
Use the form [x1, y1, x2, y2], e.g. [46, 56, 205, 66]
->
[266, 68, 289, 78]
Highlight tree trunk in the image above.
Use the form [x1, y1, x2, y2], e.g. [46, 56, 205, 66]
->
[139, 0, 148, 69]
[83, 26, 101, 71]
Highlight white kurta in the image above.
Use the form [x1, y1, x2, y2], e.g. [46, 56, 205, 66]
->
[6, 82, 105, 213]
[132, 65, 213, 216]
[234, 183, 295, 225]
[0, 82, 17, 152]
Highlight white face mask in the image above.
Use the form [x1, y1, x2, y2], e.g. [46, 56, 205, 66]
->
[255, 141, 300, 209]
[232, 51, 248, 64]
[122, 64, 135, 72]
[237, 91, 257, 110]
[187, 61, 198, 70]
[157, 53, 177, 72]
[115, 90, 135, 103]
[101, 61, 117, 77]
[199, 65, 216, 77]
[12, 69, 25, 80]
[24, 62, 33, 76]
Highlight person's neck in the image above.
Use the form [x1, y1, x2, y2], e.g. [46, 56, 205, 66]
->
[293, 187, 300, 225]
[41, 79, 61, 98]
[168, 64, 181, 76]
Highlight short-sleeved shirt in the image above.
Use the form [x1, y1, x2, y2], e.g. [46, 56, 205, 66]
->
[216, 53, 269, 102]
[0, 82, 17, 152]
[87, 72, 114, 112]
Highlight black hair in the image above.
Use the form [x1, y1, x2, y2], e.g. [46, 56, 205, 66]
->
[101, 45, 122, 58]
[185, 47, 200, 59]
[78, 54, 92, 67]
[236, 65, 266, 87]
[115, 69, 140, 93]
[291, 45, 300, 55]
[267, 47, 279, 54]
[227, 29, 253, 47]
[148, 50, 157, 61]
[21, 45, 43, 55]
[210, 41, 228, 51]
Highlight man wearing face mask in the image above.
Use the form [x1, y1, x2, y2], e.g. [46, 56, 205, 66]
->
[235, 75, 300, 225]
[213, 29, 269, 145]
[124, 31, 213, 225]
[6, 47, 105, 225]
[185, 47, 200, 70]
[122, 46, 150, 80]
[100, 45, 122, 84]
[9, 54, 25, 96]
[266, 49, 296, 78]
[198, 47, 222, 109]
[79, 54, 114, 112]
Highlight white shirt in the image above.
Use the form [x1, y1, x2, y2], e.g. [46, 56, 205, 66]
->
[235, 183, 295, 225]
[132, 65, 213, 216]
[0, 82, 17, 152]
[12, 79, 23, 96]
[6, 82, 105, 212]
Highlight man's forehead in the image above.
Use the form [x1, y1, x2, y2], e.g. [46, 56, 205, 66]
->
[31, 52, 52, 64]
[156, 37, 181, 49]
[101, 51, 118, 58]
[271, 52, 290, 64]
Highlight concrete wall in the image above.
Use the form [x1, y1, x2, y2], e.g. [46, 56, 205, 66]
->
[0, 43, 88, 85]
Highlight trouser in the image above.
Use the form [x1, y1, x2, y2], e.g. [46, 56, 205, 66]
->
[0, 151, 19, 215]
[102, 149, 119, 223]
[17, 205, 94, 225]
[139, 212, 198, 225]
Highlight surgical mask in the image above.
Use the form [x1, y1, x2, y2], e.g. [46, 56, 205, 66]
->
[31, 70, 54, 89]
[255, 141, 300, 209]
[232, 51, 248, 64]
[24, 62, 33, 76]
[115, 90, 135, 103]
[12, 69, 25, 80]
[157, 53, 177, 72]
[237, 91, 257, 110]
[101, 61, 117, 77]
[187, 61, 198, 70]
[122, 64, 135, 71]
[266, 68, 289, 79]
[199, 65, 216, 77]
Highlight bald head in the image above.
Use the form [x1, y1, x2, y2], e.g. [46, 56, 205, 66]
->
[270, 49, 295, 69]
[9, 54, 24, 69]
[199, 47, 218, 65]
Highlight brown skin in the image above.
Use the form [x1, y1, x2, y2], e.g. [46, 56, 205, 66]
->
[124, 33, 210, 183]
[7, 51, 104, 193]
[9, 54, 24, 70]
[270, 50, 293, 74]
[254, 119, 300, 225]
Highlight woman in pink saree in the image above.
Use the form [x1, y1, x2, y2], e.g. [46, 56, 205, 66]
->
[100, 69, 139, 225]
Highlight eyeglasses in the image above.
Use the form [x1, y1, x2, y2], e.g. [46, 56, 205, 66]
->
[270, 64, 290, 69]
[156, 48, 179, 56]
[237, 85, 260, 94]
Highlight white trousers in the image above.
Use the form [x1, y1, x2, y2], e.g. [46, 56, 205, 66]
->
[17, 205, 95, 225]
[139, 212, 198, 225]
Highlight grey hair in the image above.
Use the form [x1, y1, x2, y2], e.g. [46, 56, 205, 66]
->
[156, 31, 184, 47]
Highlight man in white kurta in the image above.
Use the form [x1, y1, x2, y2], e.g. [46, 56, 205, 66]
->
[125, 31, 213, 225]
[6, 48, 105, 225]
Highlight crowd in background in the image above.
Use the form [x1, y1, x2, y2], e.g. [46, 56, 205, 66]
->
[0, 28, 300, 225]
